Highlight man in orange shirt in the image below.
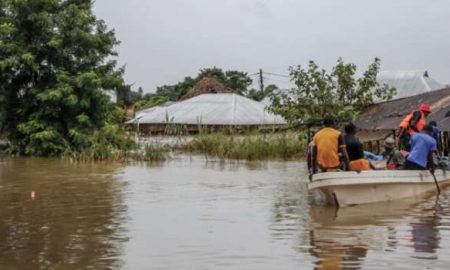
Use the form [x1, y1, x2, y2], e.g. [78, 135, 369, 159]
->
[312, 117, 350, 173]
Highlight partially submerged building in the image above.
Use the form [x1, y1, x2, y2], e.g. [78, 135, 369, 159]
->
[127, 78, 287, 134]
[128, 93, 287, 134]
[355, 87, 450, 154]
[134, 101, 175, 119]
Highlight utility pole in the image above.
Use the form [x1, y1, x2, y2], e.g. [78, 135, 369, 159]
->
[259, 69, 264, 93]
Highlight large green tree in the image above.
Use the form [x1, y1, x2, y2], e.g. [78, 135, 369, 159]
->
[269, 58, 396, 126]
[0, 0, 129, 157]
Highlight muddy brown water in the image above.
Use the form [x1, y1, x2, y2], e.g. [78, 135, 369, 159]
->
[1, 156, 450, 269]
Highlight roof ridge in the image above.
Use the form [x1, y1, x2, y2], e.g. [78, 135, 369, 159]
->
[420, 75, 431, 92]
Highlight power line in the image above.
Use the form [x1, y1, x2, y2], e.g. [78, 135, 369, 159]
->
[265, 78, 292, 85]
[249, 71, 290, 78]
[250, 71, 290, 77]
[249, 69, 292, 90]
[263, 72, 290, 78]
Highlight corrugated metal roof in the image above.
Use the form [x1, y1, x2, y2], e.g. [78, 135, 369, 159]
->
[378, 71, 444, 99]
[128, 93, 287, 126]
[355, 87, 450, 132]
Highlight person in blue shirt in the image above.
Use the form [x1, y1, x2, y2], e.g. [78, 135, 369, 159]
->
[404, 124, 437, 172]
[429, 120, 441, 154]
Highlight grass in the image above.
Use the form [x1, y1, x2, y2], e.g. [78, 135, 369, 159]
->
[181, 132, 306, 160]
[67, 144, 169, 163]
[62, 137, 169, 163]
[2, 129, 305, 162]
[131, 144, 170, 162]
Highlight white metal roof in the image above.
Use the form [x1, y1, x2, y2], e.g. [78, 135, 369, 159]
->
[129, 94, 287, 126]
[134, 101, 175, 119]
[260, 98, 271, 108]
[377, 71, 443, 100]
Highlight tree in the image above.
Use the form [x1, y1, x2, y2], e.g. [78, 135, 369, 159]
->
[154, 67, 256, 101]
[197, 67, 227, 84]
[247, 84, 279, 101]
[134, 95, 169, 112]
[0, 0, 130, 157]
[155, 76, 197, 101]
[224, 70, 253, 96]
[269, 58, 396, 126]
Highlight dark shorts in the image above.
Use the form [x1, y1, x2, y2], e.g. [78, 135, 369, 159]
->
[399, 133, 411, 151]
[404, 159, 426, 170]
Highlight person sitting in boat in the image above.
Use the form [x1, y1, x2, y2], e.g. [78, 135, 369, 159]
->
[312, 117, 350, 173]
[343, 122, 371, 171]
[380, 137, 405, 169]
[429, 120, 441, 155]
[307, 130, 317, 175]
[404, 124, 437, 172]
[397, 103, 432, 151]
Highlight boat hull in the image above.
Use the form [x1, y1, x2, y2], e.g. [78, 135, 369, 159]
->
[309, 170, 450, 207]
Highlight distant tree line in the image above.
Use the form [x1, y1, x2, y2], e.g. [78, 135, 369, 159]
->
[127, 67, 279, 112]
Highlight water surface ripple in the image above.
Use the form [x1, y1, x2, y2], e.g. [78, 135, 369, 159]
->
[1, 156, 450, 269]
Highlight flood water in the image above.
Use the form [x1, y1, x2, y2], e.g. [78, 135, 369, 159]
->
[1, 156, 450, 269]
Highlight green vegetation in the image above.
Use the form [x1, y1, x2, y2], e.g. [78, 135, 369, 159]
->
[131, 144, 169, 162]
[64, 123, 135, 162]
[155, 67, 253, 101]
[270, 58, 396, 125]
[135, 95, 169, 112]
[246, 84, 279, 102]
[181, 132, 306, 160]
[0, 0, 132, 159]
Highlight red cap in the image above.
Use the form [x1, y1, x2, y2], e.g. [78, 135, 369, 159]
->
[419, 103, 431, 112]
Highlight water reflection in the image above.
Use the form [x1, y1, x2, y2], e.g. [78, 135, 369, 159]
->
[244, 160, 269, 171]
[0, 158, 127, 269]
[307, 193, 450, 269]
[409, 198, 441, 258]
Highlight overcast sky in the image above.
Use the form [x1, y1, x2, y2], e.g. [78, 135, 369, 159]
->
[93, 0, 450, 92]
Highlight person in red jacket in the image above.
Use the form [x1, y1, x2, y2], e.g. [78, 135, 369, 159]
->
[397, 103, 431, 151]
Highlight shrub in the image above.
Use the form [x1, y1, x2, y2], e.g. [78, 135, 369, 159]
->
[182, 132, 306, 160]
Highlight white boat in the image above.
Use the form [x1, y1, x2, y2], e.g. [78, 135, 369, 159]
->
[309, 170, 450, 207]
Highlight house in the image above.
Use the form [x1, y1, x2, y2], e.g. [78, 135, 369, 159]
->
[127, 78, 287, 134]
[355, 87, 450, 154]
[377, 71, 443, 100]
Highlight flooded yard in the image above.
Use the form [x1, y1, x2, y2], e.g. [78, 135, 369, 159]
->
[1, 156, 450, 269]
